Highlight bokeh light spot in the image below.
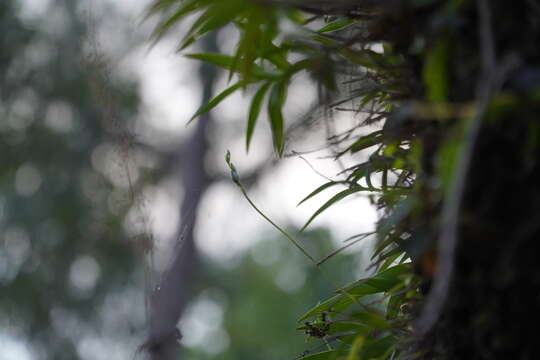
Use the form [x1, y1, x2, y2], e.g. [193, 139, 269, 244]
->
[69, 255, 101, 294]
[15, 163, 42, 197]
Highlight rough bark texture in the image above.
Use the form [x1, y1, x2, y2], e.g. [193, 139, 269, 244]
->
[421, 114, 540, 359]
[416, 1, 540, 358]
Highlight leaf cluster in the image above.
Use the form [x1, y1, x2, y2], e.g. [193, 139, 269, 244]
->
[147, 0, 540, 358]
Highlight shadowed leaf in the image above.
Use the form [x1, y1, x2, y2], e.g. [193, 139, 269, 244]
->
[267, 81, 287, 155]
[246, 82, 271, 151]
[189, 81, 244, 122]
[300, 186, 367, 232]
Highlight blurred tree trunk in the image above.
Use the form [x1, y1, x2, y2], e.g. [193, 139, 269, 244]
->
[417, 2, 540, 358]
[146, 33, 218, 360]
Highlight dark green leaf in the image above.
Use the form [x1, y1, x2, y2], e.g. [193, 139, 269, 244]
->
[267, 81, 287, 155]
[337, 131, 382, 158]
[298, 285, 379, 322]
[350, 131, 383, 153]
[361, 335, 396, 359]
[339, 264, 410, 293]
[328, 321, 370, 335]
[150, 0, 201, 40]
[246, 82, 271, 152]
[186, 53, 235, 69]
[378, 251, 403, 272]
[186, 53, 282, 79]
[300, 186, 367, 232]
[351, 311, 391, 330]
[298, 350, 334, 360]
[297, 181, 348, 206]
[318, 18, 355, 33]
[189, 81, 244, 122]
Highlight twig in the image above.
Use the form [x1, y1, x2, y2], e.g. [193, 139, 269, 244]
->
[292, 151, 334, 182]
[226, 151, 318, 263]
[317, 232, 373, 266]
[225, 150, 369, 312]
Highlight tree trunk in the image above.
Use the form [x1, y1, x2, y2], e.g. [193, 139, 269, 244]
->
[418, 1, 540, 358]
[146, 33, 218, 360]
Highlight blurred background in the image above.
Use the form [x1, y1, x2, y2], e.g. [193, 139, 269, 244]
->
[0, 0, 377, 359]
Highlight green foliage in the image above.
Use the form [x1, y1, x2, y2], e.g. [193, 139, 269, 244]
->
[149, 0, 540, 358]
[149, 0, 353, 156]
[246, 82, 271, 151]
[148, 0, 424, 358]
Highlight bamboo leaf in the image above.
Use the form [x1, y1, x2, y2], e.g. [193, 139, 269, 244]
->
[318, 18, 355, 33]
[297, 181, 348, 206]
[346, 335, 365, 360]
[186, 53, 282, 79]
[150, 0, 201, 40]
[186, 53, 235, 68]
[189, 81, 244, 122]
[300, 187, 367, 232]
[298, 350, 334, 360]
[267, 81, 287, 155]
[298, 284, 380, 322]
[337, 130, 383, 157]
[350, 130, 383, 153]
[328, 321, 370, 335]
[246, 82, 271, 152]
[351, 311, 391, 330]
[361, 335, 396, 359]
[339, 264, 410, 293]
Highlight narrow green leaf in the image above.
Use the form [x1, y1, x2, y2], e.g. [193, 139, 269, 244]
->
[350, 131, 383, 153]
[339, 264, 410, 293]
[265, 45, 291, 70]
[300, 186, 366, 232]
[298, 350, 334, 360]
[186, 53, 282, 79]
[358, 91, 381, 109]
[267, 81, 287, 155]
[328, 321, 370, 335]
[423, 39, 449, 103]
[174, 0, 245, 50]
[246, 82, 271, 152]
[363, 164, 377, 190]
[318, 18, 355, 33]
[179, 7, 214, 49]
[150, 0, 201, 40]
[312, 35, 339, 46]
[351, 311, 390, 330]
[361, 335, 396, 359]
[186, 53, 235, 69]
[298, 284, 380, 322]
[337, 131, 382, 157]
[347, 335, 366, 360]
[372, 234, 400, 262]
[189, 81, 244, 122]
[297, 181, 348, 206]
[233, 12, 262, 80]
[147, 0, 180, 14]
[366, 263, 410, 291]
[194, 3, 241, 37]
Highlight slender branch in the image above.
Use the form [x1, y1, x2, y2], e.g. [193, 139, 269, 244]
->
[317, 232, 373, 266]
[225, 150, 370, 312]
[226, 151, 318, 263]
